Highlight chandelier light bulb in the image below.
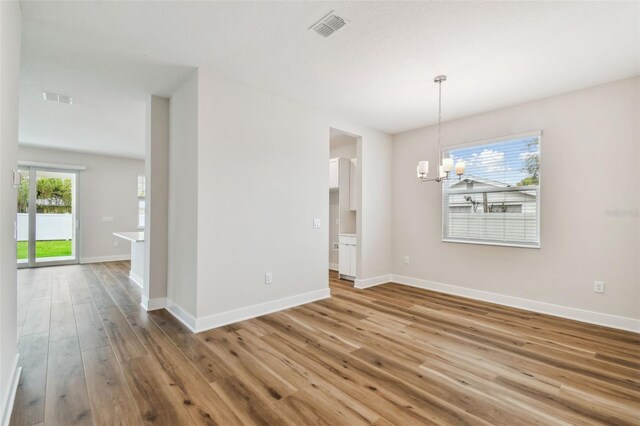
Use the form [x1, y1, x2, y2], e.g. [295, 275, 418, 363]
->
[442, 157, 454, 172]
[418, 161, 429, 175]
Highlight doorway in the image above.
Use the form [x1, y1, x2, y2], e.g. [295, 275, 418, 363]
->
[17, 167, 79, 267]
[329, 128, 360, 284]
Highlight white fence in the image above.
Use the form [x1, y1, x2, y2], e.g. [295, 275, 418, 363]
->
[17, 213, 72, 241]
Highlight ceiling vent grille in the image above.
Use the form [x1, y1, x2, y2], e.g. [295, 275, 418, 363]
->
[309, 11, 346, 38]
[42, 91, 73, 105]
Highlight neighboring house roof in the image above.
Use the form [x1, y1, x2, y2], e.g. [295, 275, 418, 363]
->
[450, 175, 512, 188]
[449, 175, 536, 200]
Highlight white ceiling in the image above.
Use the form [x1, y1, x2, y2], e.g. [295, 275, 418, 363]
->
[19, 1, 640, 158]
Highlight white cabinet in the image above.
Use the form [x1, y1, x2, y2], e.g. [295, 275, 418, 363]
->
[329, 158, 339, 191]
[338, 234, 356, 280]
[349, 244, 357, 277]
[339, 243, 351, 276]
[349, 158, 358, 211]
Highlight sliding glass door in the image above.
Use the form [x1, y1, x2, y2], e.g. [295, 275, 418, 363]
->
[16, 168, 30, 266]
[17, 167, 78, 267]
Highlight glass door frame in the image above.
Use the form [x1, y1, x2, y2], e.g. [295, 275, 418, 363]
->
[18, 166, 80, 268]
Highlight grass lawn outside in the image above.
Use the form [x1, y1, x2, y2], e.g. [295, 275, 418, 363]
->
[17, 240, 72, 260]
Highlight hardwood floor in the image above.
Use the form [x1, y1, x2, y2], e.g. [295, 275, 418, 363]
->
[10, 264, 640, 425]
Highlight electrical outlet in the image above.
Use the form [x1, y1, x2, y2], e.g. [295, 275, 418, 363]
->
[113, 241, 119, 247]
[265, 273, 273, 285]
[403, 256, 410, 264]
[593, 280, 605, 293]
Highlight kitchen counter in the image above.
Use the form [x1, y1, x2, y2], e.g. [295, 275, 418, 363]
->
[113, 231, 144, 242]
[113, 231, 145, 288]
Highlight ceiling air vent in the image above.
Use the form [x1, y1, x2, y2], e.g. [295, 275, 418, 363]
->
[42, 91, 73, 105]
[309, 10, 346, 38]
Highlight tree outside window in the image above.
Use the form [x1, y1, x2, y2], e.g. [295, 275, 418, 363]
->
[17, 177, 72, 214]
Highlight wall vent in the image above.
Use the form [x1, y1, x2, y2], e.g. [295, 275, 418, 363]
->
[309, 10, 346, 38]
[42, 91, 73, 105]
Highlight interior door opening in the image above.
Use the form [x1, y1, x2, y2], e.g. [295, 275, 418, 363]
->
[17, 167, 78, 267]
[328, 128, 360, 286]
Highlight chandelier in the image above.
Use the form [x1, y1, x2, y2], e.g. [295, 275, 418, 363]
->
[417, 75, 465, 183]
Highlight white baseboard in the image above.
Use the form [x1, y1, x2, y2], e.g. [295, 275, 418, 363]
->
[329, 263, 339, 271]
[80, 254, 131, 264]
[195, 288, 331, 333]
[1, 354, 21, 426]
[128, 271, 143, 288]
[390, 274, 640, 333]
[140, 295, 167, 312]
[165, 299, 197, 332]
[354, 274, 392, 289]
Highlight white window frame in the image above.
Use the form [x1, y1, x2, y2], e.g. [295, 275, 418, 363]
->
[137, 174, 145, 229]
[441, 130, 542, 249]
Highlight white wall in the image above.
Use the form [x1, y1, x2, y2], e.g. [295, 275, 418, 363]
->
[168, 71, 198, 316]
[346, 125, 392, 281]
[144, 96, 170, 303]
[17, 147, 144, 262]
[196, 70, 331, 318]
[0, 1, 21, 422]
[330, 136, 357, 159]
[391, 77, 640, 322]
[164, 69, 392, 328]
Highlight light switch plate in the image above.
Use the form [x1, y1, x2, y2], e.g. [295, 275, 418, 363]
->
[313, 219, 321, 229]
[12, 170, 21, 188]
[403, 256, 410, 264]
[265, 273, 273, 285]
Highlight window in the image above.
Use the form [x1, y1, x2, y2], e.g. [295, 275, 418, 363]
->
[442, 131, 540, 248]
[137, 175, 145, 229]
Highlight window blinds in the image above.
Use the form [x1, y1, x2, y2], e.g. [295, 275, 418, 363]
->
[442, 132, 541, 247]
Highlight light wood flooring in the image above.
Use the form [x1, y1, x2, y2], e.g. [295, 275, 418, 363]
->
[10, 263, 640, 425]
